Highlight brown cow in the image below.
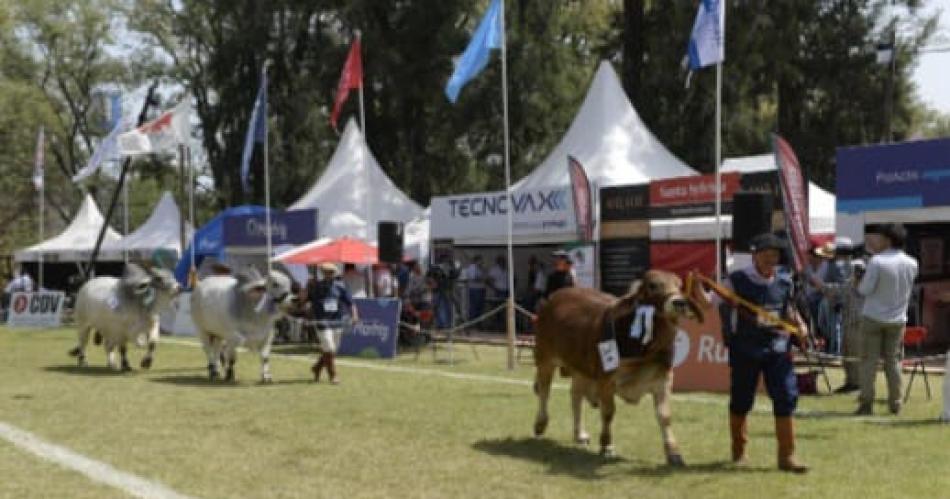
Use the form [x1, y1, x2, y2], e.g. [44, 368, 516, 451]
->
[532, 270, 703, 466]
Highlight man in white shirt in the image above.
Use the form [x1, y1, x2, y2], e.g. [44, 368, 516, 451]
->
[4, 269, 34, 294]
[855, 223, 919, 416]
[462, 256, 486, 322]
[487, 256, 509, 300]
[342, 264, 368, 299]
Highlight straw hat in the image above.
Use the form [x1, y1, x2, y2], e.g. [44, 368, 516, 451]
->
[812, 242, 835, 259]
[319, 262, 339, 275]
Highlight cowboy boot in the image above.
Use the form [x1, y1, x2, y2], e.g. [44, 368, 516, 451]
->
[729, 413, 748, 464]
[327, 354, 339, 385]
[775, 416, 809, 473]
[311, 354, 326, 382]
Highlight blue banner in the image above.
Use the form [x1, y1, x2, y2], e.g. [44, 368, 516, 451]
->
[338, 298, 401, 359]
[222, 209, 317, 247]
[836, 138, 950, 213]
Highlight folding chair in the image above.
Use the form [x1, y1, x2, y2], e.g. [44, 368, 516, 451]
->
[902, 326, 932, 403]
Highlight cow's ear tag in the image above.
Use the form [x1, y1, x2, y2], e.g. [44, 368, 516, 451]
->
[598, 339, 619, 372]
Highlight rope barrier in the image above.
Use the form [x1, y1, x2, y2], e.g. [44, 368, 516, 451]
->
[809, 351, 949, 365]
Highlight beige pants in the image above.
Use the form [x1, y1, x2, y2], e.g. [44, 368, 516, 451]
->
[858, 317, 905, 407]
[317, 327, 343, 354]
[842, 321, 863, 386]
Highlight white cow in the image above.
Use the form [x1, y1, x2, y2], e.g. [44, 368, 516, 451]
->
[69, 263, 181, 370]
[190, 267, 295, 383]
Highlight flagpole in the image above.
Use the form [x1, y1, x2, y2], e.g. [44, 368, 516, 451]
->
[357, 31, 374, 298]
[500, 0, 516, 370]
[714, 61, 722, 282]
[263, 66, 273, 275]
[123, 173, 130, 264]
[188, 146, 196, 276]
[38, 128, 44, 290]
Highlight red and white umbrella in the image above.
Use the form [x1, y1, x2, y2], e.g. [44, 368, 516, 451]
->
[272, 237, 378, 265]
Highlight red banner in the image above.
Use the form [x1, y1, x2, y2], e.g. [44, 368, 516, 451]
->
[568, 155, 594, 242]
[649, 172, 742, 207]
[772, 134, 809, 273]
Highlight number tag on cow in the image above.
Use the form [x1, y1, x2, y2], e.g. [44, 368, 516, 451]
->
[107, 295, 119, 310]
[630, 305, 655, 344]
[598, 339, 620, 372]
[323, 299, 339, 313]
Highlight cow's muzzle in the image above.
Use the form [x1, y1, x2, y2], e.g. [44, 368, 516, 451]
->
[665, 295, 702, 321]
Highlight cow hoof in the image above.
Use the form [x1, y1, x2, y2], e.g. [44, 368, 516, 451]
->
[208, 367, 219, 381]
[224, 369, 235, 382]
[261, 375, 273, 384]
[77, 357, 87, 367]
[68, 347, 81, 357]
[667, 454, 686, 468]
[600, 446, 616, 458]
[140, 357, 153, 370]
[121, 363, 132, 372]
[575, 434, 591, 446]
[533, 421, 548, 438]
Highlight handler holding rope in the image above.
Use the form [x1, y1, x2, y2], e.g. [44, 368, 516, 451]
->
[308, 263, 358, 385]
[693, 233, 809, 473]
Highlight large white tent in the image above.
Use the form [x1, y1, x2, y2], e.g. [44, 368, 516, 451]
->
[430, 60, 698, 245]
[289, 119, 424, 244]
[100, 191, 192, 261]
[15, 194, 122, 262]
[513, 60, 697, 192]
[650, 154, 837, 241]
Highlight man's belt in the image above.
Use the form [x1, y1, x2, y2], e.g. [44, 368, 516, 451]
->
[686, 272, 805, 340]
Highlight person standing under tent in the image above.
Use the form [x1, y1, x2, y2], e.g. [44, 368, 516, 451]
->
[462, 255, 487, 325]
[542, 251, 575, 302]
[819, 256, 867, 395]
[342, 263, 368, 298]
[309, 263, 358, 384]
[854, 223, 918, 416]
[526, 256, 546, 314]
[5, 268, 35, 294]
[805, 242, 843, 353]
[373, 263, 395, 298]
[695, 233, 810, 473]
[487, 256, 510, 331]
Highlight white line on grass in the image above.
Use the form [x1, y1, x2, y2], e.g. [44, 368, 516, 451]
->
[0, 421, 194, 499]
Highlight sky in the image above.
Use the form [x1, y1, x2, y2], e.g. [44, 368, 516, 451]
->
[914, 0, 950, 112]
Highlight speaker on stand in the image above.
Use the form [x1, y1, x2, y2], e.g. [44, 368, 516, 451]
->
[378, 221, 404, 264]
[732, 192, 775, 253]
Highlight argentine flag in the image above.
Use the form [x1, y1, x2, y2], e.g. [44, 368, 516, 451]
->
[445, 0, 503, 103]
[687, 0, 725, 70]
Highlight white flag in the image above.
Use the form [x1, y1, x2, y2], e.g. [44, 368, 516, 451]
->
[117, 99, 190, 156]
[73, 121, 125, 183]
[32, 127, 45, 191]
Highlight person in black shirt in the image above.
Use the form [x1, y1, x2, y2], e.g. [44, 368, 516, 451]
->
[542, 250, 575, 303]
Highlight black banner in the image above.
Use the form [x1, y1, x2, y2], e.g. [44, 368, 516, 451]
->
[600, 238, 650, 296]
[600, 184, 649, 222]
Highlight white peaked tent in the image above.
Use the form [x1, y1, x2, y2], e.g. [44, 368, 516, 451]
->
[650, 154, 837, 241]
[513, 60, 697, 191]
[100, 191, 192, 261]
[15, 194, 122, 262]
[289, 119, 424, 243]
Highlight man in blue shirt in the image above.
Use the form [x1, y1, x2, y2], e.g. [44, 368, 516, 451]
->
[308, 263, 358, 384]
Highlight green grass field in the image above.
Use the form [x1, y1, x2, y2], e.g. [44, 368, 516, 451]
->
[0, 326, 947, 499]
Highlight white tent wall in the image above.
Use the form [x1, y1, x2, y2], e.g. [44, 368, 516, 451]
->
[431, 61, 698, 246]
[289, 119, 423, 244]
[14, 194, 122, 263]
[650, 154, 836, 241]
[99, 191, 192, 261]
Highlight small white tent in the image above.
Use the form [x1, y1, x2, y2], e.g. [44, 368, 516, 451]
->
[431, 61, 698, 245]
[649, 154, 837, 241]
[100, 191, 192, 261]
[15, 194, 122, 262]
[289, 119, 423, 243]
[513, 60, 697, 191]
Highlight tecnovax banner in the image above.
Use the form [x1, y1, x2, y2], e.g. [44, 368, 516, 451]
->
[6, 292, 65, 328]
[430, 187, 576, 241]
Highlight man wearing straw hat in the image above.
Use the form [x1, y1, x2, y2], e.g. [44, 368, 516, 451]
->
[308, 262, 358, 384]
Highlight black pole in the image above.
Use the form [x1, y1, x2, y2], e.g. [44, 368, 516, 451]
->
[83, 80, 160, 278]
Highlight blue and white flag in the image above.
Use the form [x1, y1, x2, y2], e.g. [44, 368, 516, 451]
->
[687, 0, 725, 70]
[445, 0, 504, 103]
[241, 69, 268, 192]
[73, 120, 125, 183]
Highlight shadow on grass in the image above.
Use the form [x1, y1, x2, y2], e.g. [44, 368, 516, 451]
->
[271, 345, 317, 356]
[150, 375, 317, 388]
[472, 437, 624, 480]
[43, 365, 125, 377]
[862, 418, 949, 428]
[626, 460, 773, 477]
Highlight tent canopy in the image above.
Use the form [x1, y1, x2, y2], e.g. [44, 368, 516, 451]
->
[289, 119, 423, 243]
[650, 154, 837, 241]
[15, 194, 122, 263]
[100, 191, 192, 261]
[174, 205, 266, 284]
[431, 61, 697, 246]
[513, 61, 697, 192]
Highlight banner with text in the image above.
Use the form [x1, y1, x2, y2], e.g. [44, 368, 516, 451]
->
[430, 187, 576, 242]
[338, 298, 401, 359]
[6, 292, 65, 328]
[223, 209, 318, 247]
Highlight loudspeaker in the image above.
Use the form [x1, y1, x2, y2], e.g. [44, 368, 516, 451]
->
[378, 221, 404, 264]
[732, 192, 774, 252]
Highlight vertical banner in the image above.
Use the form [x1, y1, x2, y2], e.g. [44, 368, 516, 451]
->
[567, 155, 594, 242]
[772, 134, 809, 273]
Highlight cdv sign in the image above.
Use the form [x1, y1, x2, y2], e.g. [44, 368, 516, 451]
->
[6, 292, 66, 328]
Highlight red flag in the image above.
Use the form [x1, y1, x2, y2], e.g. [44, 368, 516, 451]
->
[568, 155, 594, 242]
[330, 36, 363, 130]
[772, 134, 810, 273]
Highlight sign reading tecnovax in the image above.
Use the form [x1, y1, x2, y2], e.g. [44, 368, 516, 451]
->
[430, 188, 575, 240]
[6, 292, 65, 328]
